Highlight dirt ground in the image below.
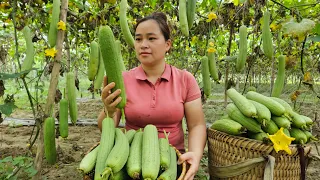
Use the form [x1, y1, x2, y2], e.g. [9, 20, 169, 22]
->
[1, 98, 320, 179]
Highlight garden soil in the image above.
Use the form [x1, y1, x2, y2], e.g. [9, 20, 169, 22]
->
[1, 98, 320, 179]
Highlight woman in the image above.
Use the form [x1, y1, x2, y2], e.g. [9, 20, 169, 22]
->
[97, 12, 207, 180]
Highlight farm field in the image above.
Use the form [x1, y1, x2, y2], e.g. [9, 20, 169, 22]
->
[1, 0, 320, 179]
[1, 87, 320, 179]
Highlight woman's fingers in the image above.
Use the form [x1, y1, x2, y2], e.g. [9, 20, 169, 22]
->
[105, 89, 121, 105]
[184, 165, 196, 180]
[109, 96, 122, 107]
[178, 152, 192, 164]
[178, 152, 200, 180]
[101, 82, 115, 100]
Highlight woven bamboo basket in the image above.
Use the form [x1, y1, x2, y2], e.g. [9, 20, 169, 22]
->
[83, 142, 187, 180]
[207, 128, 312, 180]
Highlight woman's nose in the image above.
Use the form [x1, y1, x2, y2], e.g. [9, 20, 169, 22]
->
[141, 39, 149, 48]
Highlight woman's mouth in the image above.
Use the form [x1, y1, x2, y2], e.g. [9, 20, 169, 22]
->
[140, 52, 151, 56]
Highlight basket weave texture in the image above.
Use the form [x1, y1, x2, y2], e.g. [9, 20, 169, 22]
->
[207, 128, 312, 180]
[83, 142, 186, 180]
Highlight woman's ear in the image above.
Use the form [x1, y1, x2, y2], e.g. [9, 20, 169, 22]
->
[165, 39, 172, 52]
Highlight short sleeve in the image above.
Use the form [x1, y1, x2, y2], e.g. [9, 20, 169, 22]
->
[183, 70, 201, 102]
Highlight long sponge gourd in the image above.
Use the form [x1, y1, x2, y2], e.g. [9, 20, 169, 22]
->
[126, 131, 143, 179]
[201, 56, 211, 97]
[142, 125, 160, 180]
[186, 0, 196, 29]
[226, 103, 262, 133]
[21, 26, 35, 74]
[79, 145, 99, 174]
[157, 146, 177, 180]
[101, 128, 130, 179]
[93, 52, 105, 90]
[66, 72, 78, 125]
[227, 88, 257, 118]
[94, 118, 115, 180]
[262, 10, 273, 60]
[48, 0, 61, 47]
[178, 0, 189, 37]
[207, 39, 219, 82]
[120, 0, 134, 47]
[98, 25, 127, 109]
[271, 55, 286, 97]
[115, 40, 126, 72]
[88, 41, 99, 81]
[44, 117, 57, 164]
[236, 25, 247, 72]
[59, 98, 68, 138]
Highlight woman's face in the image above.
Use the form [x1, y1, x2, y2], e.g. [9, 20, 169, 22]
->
[134, 20, 171, 66]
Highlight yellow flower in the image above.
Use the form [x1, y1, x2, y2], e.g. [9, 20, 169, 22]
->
[303, 72, 312, 82]
[206, 12, 217, 22]
[297, 34, 305, 42]
[0, 2, 10, 10]
[268, 127, 295, 155]
[192, 36, 198, 43]
[209, 41, 214, 47]
[45, 48, 57, 57]
[107, 0, 117, 4]
[57, 20, 66, 31]
[207, 47, 216, 53]
[233, 0, 240, 6]
[270, 23, 278, 31]
[132, 19, 137, 25]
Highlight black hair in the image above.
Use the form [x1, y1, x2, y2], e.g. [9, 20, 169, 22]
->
[135, 12, 171, 41]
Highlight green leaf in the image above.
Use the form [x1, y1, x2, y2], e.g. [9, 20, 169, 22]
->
[0, 68, 37, 80]
[0, 72, 22, 80]
[151, 0, 157, 8]
[147, 0, 157, 8]
[201, 0, 208, 8]
[307, 35, 320, 42]
[25, 166, 38, 177]
[210, 0, 217, 8]
[0, 156, 13, 163]
[0, 102, 17, 116]
[7, 175, 17, 180]
[282, 18, 316, 36]
[313, 23, 320, 35]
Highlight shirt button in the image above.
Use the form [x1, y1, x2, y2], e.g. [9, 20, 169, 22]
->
[153, 96, 155, 100]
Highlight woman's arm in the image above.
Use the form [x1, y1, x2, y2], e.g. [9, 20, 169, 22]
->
[185, 98, 206, 158]
[179, 97, 206, 180]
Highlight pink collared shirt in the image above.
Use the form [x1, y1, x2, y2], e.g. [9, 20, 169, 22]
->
[123, 64, 201, 151]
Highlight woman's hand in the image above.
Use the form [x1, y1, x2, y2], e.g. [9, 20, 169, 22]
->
[101, 76, 122, 118]
[178, 151, 201, 180]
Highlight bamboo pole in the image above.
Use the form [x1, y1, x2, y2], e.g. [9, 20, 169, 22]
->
[33, 1, 68, 179]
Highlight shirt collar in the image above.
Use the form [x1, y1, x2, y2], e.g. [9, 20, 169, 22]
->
[135, 64, 171, 81]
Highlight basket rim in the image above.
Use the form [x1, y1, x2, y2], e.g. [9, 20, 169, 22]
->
[207, 127, 313, 179]
[84, 142, 187, 180]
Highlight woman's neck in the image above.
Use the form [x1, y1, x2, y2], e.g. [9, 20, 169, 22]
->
[142, 61, 166, 83]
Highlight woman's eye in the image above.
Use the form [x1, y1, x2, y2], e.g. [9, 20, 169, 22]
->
[135, 38, 141, 41]
[149, 37, 156, 40]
